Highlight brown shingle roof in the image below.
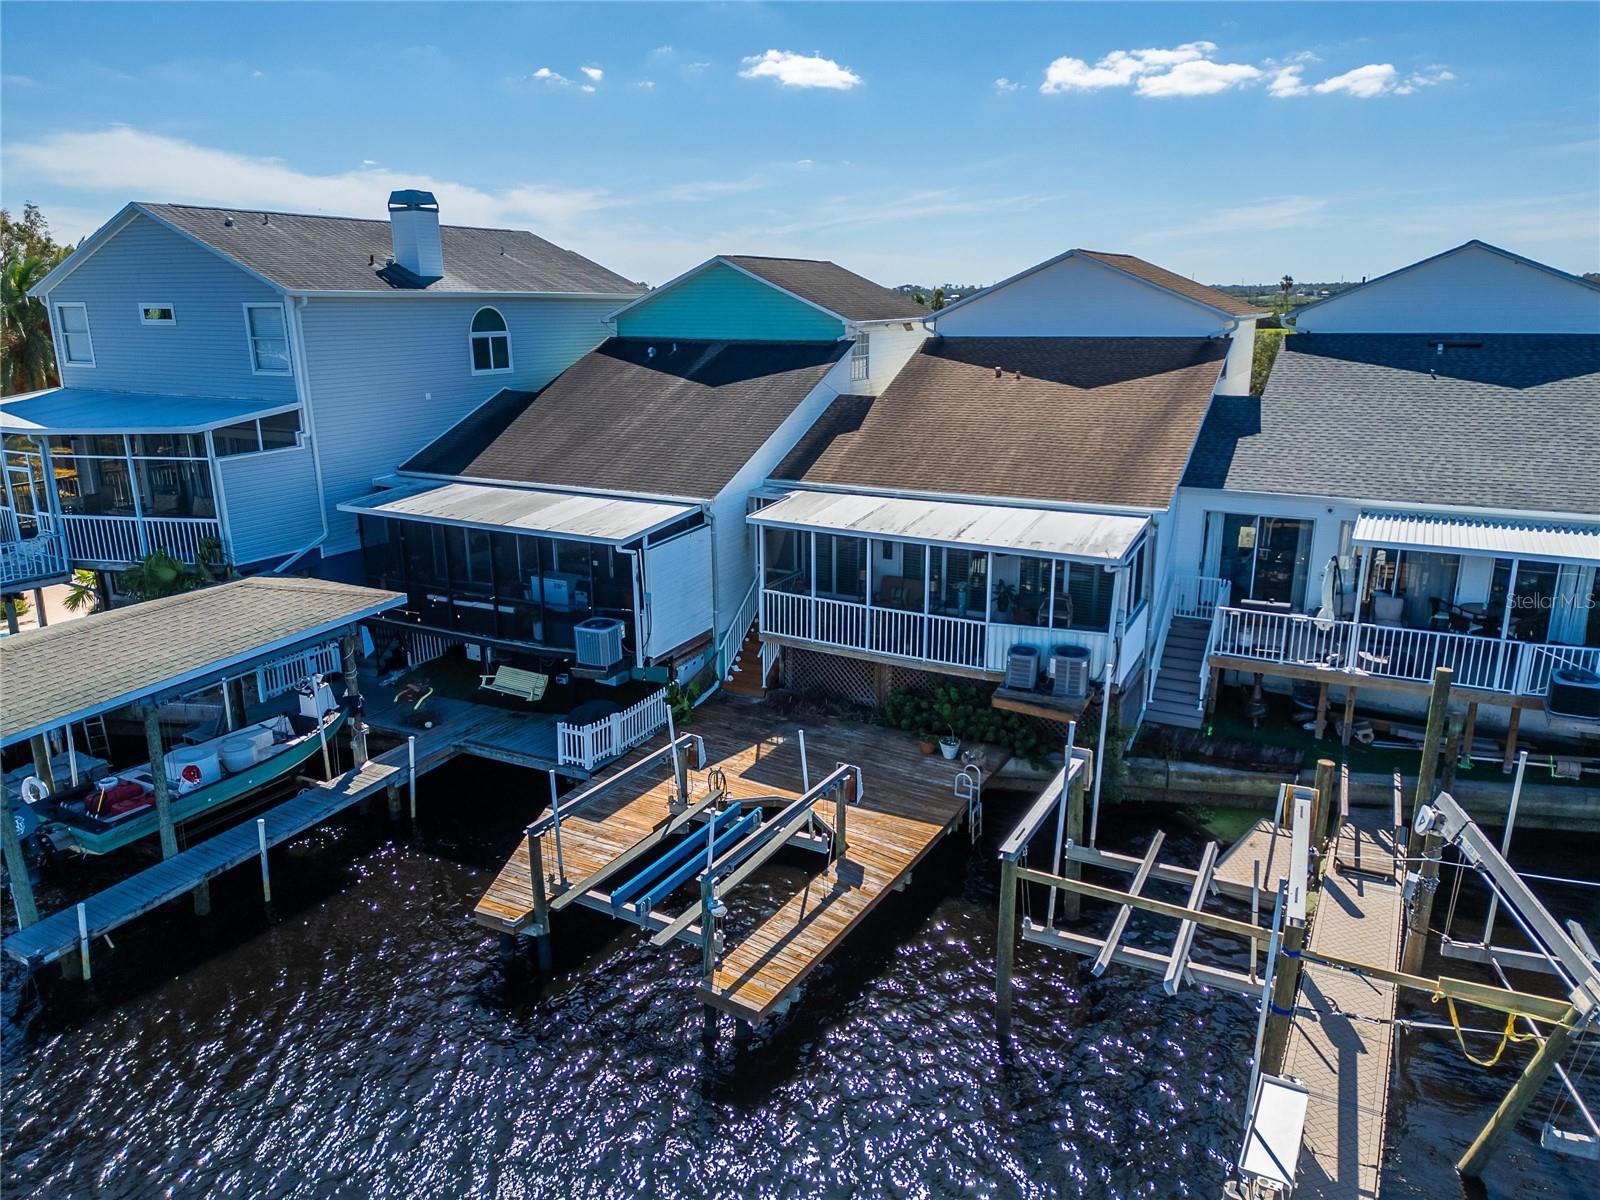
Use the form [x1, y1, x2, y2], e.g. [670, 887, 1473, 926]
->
[722, 256, 928, 321]
[1078, 250, 1269, 318]
[773, 337, 1227, 510]
[404, 338, 848, 501]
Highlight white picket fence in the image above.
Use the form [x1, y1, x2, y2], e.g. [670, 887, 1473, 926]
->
[557, 688, 669, 771]
[255, 641, 342, 699]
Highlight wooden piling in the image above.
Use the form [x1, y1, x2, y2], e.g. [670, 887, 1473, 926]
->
[1409, 667, 1453, 848]
[341, 633, 368, 767]
[1262, 921, 1306, 1072]
[1312, 758, 1336, 856]
[995, 855, 1019, 1037]
[0, 786, 40, 928]
[143, 706, 179, 860]
[1502, 706, 1522, 773]
[1341, 685, 1357, 748]
[257, 818, 272, 905]
[1458, 1005, 1581, 1177]
[3, 597, 18, 636]
[1061, 757, 1087, 924]
[1313, 682, 1330, 740]
[28, 734, 55, 793]
[1400, 826, 1443, 976]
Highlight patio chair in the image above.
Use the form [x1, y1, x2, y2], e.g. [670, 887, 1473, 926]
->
[1371, 594, 1405, 627]
[479, 665, 550, 702]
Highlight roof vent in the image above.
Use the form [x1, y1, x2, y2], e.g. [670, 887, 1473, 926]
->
[993, 366, 1003, 379]
[261, 213, 270, 225]
[387, 188, 443, 280]
[223, 216, 234, 227]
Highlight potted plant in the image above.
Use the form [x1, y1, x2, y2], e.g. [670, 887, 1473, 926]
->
[938, 727, 961, 760]
[917, 734, 937, 755]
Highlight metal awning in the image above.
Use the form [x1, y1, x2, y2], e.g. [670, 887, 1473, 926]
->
[339, 481, 699, 546]
[1353, 511, 1600, 564]
[0, 577, 404, 747]
[0, 387, 298, 435]
[749, 490, 1148, 564]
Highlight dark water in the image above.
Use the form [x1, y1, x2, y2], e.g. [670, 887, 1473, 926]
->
[2, 758, 1595, 1199]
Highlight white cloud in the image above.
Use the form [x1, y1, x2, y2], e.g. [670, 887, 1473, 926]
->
[1267, 65, 1309, 98]
[739, 49, 862, 91]
[580, 84, 596, 93]
[531, 66, 569, 86]
[649, 45, 673, 58]
[581, 66, 603, 82]
[1137, 195, 1329, 243]
[636, 80, 656, 90]
[1312, 63, 1398, 98]
[994, 77, 1022, 93]
[1137, 59, 1260, 98]
[1041, 42, 1213, 92]
[1394, 65, 1455, 95]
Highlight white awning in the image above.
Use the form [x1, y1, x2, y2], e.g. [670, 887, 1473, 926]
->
[0, 387, 297, 434]
[338, 482, 698, 546]
[1353, 512, 1600, 564]
[749, 490, 1147, 564]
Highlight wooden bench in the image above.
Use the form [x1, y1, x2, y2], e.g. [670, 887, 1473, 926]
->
[479, 665, 549, 702]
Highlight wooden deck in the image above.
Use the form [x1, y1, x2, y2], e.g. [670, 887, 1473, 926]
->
[1282, 811, 1405, 1200]
[366, 687, 571, 775]
[3, 729, 461, 967]
[1214, 816, 1295, 898]
[474, 696, 970, 1022]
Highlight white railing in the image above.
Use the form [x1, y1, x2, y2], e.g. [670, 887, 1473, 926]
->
[1172, 574, 1232, 620]
[58, 514, 222, 566]
[0, 509, 70, 589]
[716, 575, 762, 679]
[255, 641, 342, 700]
[557, 688, 669, 771]
[1205, 604, 1600, 699]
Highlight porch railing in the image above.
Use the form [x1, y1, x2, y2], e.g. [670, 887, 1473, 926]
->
[255, 642, 342, 700]
[716, 575, 762, 680]
[0, 508, 70, 589]
[557, 688, 669, 772]
[59, 514, 222, 567]
[1172, 574, 1231, 620]
[1204, 604, 1600, 699]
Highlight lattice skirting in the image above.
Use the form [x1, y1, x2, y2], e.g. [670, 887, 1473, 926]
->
[886, 665, 946, 696]
[782, 648, 878, 707]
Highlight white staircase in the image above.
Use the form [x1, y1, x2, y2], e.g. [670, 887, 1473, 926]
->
[1145, 616, 1210, 730]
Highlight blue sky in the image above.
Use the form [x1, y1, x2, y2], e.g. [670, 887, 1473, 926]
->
[3, 2, 1595, 287]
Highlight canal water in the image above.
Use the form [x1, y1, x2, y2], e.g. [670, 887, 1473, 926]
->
[2, 756, 1594, 1198]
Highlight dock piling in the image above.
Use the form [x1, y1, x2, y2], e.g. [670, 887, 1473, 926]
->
[257, 818, 271, 904]
[143, 705, 179, 861]
[341, 634, 368, 767]
[76, 903, 91, 980]
[995, 855, 1019, 1038]
[547, 771, 567, 886]
[407, 736, 417, 822]
[0, 786, 39, 929]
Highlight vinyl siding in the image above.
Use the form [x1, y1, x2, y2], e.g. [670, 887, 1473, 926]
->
[218, 444, 323, 564]
[299, 294, 619, 555]
[1293, 245, 1600, 334]
[851, 321, 931, 393]
[933, 254, 1230, 338]
[643, 527, 715, 657]
[46, 212, 296, 402]
[616, 262, 846, 342]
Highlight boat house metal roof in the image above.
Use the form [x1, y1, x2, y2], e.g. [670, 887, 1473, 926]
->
[0, 388, 298, 435]
[339, 481, 699, 546]
[1352, 511, 1600, 564]
[0, 577, 403, 747]
[749, 490, 1149, 565]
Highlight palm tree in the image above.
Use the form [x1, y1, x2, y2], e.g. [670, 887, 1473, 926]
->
[62, 569, 103, 614]
[1, 254, 60, 395]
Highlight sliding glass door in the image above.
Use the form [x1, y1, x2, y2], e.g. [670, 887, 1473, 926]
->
[1203, 513, 1315, 608]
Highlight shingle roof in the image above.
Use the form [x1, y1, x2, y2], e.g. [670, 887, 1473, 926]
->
[140, 203, 642, 295]
[773, 336, 1228, 510]
[1184, 333, 1600, 516]
[403, 338, 849, 501]
[1077, 251, 1269, 318]
[722, 256, 928, 321]
[0, 577, 403, 745]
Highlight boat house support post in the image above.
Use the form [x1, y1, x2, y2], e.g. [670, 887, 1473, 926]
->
[143, 706, 179, 861]
[28, 734, 55, 793]
[528, 832, 552, 971]
[1459, 1005, 1581, 1177]
[341, 633, 369, 769]
[0, 785, 39, 928]
[4, 597, 18, 635]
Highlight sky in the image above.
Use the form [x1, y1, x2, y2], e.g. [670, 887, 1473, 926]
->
[2, 2, 1596, 288]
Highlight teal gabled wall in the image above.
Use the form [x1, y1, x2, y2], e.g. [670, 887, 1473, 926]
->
[616, 261, 846, 341]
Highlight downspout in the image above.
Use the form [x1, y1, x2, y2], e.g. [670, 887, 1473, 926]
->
[621, 545, 645, 671]
[705, 503, 721, 675]
[205, 429, 234, 564]
[287, 294, 332, 562]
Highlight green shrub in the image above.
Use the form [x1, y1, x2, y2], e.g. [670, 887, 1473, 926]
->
[882, 681, 1058, 766]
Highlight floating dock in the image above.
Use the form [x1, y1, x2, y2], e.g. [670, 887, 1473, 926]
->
[475, 698, 978, 1022]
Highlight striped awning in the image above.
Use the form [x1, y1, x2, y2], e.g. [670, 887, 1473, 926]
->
[1352, 512, 1600, 564]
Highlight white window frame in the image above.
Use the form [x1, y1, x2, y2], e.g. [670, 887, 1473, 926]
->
[138, 302, 177, 326]
[213, 410, 305, 458]
[55, 302, 95, 367]
[469, 306, 514, 376]
[850, 330, 870, 382]
[243, 302, 293, 377]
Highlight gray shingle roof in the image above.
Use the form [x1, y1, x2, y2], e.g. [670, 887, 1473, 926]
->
[403, 338, 848, 501]
[1184, 333, 1600, 516]
[722, 256, 928, 321]
[0, 577, 403, 744]
[773, 336, 1227, 510]
[140, 203, 643, 295]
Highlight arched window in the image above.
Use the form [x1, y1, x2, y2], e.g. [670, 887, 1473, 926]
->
[469, 307, 511, 374]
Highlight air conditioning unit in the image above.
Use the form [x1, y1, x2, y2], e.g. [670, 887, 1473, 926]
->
[1050, 645, 1091, 699]
[1546, 665, 1600, 722]
[1005, 645, 1040, 691]
[575, 617, 626, 668]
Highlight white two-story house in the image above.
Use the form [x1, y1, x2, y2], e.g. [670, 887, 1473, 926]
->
[1, 191, 641, 595]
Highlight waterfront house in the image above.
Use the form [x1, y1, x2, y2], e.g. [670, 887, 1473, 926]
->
[1166, 241, 1600, 739]
[0, 191, 641, 597]
[338, 254, 928, 714]
[746, 248, 1265, 735]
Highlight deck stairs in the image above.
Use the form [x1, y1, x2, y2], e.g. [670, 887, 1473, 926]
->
[1144, 616, 1209, 730]
[723, 620, 772, 698]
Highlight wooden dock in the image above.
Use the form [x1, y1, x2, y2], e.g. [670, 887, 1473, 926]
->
[3, 730, 460, 968]
[1213, 816, 1295, 898]
[474, 697, 971, 1022]
[366, 689, 572, 775]
[1280, 811, 1405, 1200]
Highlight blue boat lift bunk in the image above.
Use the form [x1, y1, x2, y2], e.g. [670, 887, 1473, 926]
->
[0, 576, 406, 968]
